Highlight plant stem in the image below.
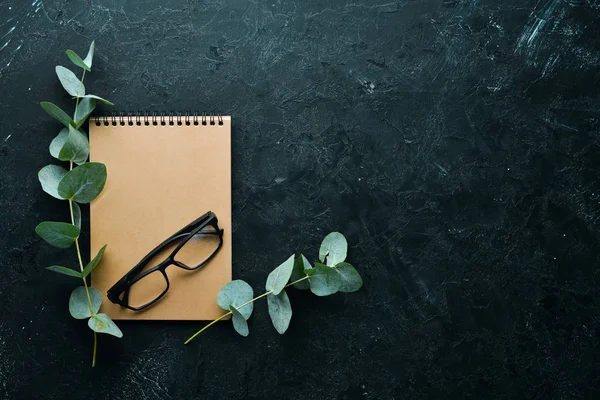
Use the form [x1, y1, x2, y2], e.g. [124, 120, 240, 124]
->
[184, 312, 232, 345]
[74, 70, 86, 119]
[92, 332, 97, 368]
[184, 275, 311, 344]
[69, 161, 97, 367]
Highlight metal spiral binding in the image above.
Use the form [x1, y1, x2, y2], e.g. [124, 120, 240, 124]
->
[92, 112, 224, 127]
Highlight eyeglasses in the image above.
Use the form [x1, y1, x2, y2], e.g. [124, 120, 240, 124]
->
[107, 211, 224, 311]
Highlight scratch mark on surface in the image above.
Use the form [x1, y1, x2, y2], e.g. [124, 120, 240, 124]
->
[2, 26, 16, 39]
[5, 135, 11, 142]
[0, 40, 10, 52]
[542, 54, 559, 77]
[434, 163, 449, 177]
[515, 0, 560, 56]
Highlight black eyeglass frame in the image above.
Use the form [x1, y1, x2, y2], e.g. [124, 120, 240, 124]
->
[107, 211, 224, 311]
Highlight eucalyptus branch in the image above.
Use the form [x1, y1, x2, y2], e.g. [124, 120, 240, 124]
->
[36, 40, 121, 368]
[185, 234, 363, 343]
[184, 276, 310, 344]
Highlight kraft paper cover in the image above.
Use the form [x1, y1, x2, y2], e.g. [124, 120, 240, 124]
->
[89, 116, 232, 320]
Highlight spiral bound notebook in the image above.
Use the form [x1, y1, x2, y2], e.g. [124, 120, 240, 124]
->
[88, 114, 232, 321]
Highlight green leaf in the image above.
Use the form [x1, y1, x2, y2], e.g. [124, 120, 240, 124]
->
[72, 202, 81, 229]
[88, 313, 123, 338]
[335, 262, 363, 293]
[309, 263, 342, 296]
[69, 287, 101, 319]
[265, 254, 295, 296]
[49, 128, 69, 159]
[38, 165, 68, 200]
[35, 221, 80, 248]
[40, 102, 75, 128]
[267, 290, 292, 334]
[83, 40, 95, 69]
[58, 125, 89, 165]
[290, 254, 312, 290]
[216, 280, 254, 320]
[47, 266, 81, 278]
[74, 97, 95, 127]
[55, 66, 85, 97]
[66, 49, 90, 72]
[81, 94, 114, 106]
[319, 232, 348, 266]
[57, 162, 107, 203]
[229, 306, 249, 337]
[81, 245, 107, 278]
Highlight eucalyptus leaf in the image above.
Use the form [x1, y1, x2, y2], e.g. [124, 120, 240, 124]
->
[229, 306, 249, 337]
[58, 125, 89, 165]
[335, 262, 363, 293]
[81, 245, 107, 278]
[35, 221, 80, 248]
[267, 290, 292, 334]
[72, 202, 81, 229]
[319, 232, 348, 266]
[66, 49, 90, 72]
[83, 40, 95, 69]
[216, 280, 254, 320]
[49, 128, 69, 159]
[40, 102, 75, 128]
[55, 66, 85, 97]
[74, 97, 96, 127]
[38, 165, 68, 200]
[309, 263, 342, 296]
[57, 162, 107, 203]
[88, 313, 123, 338]
[47, 266, 81, 278]
[265, 254, 295, 296]
[290, 254, 312, 290]
[81, 94, 114, 105]
[69, 287, 101, 319]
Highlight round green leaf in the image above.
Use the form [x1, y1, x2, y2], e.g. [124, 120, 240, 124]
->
[38, 165, 68, 200]
[66, 49, 90, 72]
[88, 313, 123, 338]
[216, 280, 253, 320]
[35, 221, 80, 248]
[229, 306, 249, 337]
[267, 290, 292, 334]
[40, 102, 75, 128]
[74, 97, 96, 127]
[58, 126, 89, 165]
[265, 254, 295, 295]
[69, 287, 101, 319]
[57, 162, 107, 203]
[335, 262, 363, 293]
[47, 266, 81, 278]
[309, 263, 342, 296]
[49, 128, 69, 159]
[290, 254, 312, 290]
[319, 232, 348, 266]
[55, 66, 85, 97]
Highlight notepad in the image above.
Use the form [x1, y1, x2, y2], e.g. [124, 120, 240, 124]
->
[89, 115, 232, 320]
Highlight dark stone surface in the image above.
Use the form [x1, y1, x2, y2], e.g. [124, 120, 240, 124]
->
[1, 0, 600, 398]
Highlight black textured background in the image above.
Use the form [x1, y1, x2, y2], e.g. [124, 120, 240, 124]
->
[1, 0, 600, 398]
